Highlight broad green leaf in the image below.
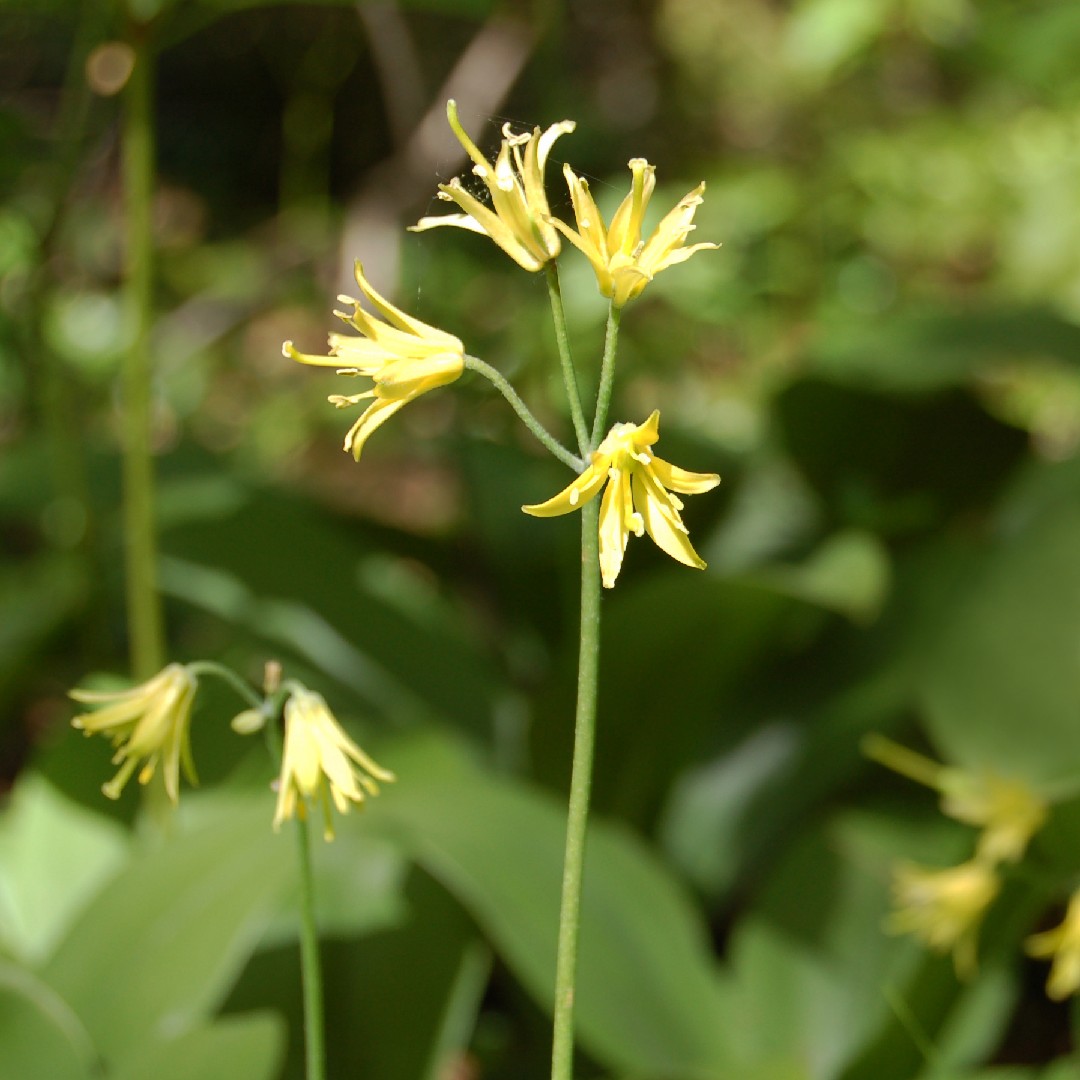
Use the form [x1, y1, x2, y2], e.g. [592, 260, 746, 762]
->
[40, 800, 293, 1061]
[110, 1013, 284, 1080]
[0, 960, 97, 1080]
[915, 498, 1080, 792]
[0, 773, 128, 963]
[746, 529, 891, 623]
[376, 733, 734, 1079]
[722, 811, 921, 1080]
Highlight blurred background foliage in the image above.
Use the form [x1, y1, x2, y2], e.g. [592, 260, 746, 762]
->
[3, 0, 1080, 1077]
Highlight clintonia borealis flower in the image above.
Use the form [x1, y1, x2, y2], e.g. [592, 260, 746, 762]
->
[887, 858, 1001, 978]
[863, 735, 1048, 864]
[70, 663, 198, 804]
[523, 410, 719, 588]
[285, 261, 464, 460]
[1027, 891, 1080, 1001]
[273, 687, 395, 841]
[550, 158, 719, 307]
[410, 99, 575, 272]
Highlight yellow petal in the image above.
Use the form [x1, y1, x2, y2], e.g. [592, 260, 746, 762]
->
[649, 456, 720, 495]
[597, 469, 633, 588]
[633, 469, 707, 571]
[522, 463, 608, 517]
[343, 398, 408, 460]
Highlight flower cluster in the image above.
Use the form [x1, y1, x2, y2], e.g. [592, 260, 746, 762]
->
[71, 665, 393, 841]
[288, 101, 720, 588]
[863, 734, 1076, 994]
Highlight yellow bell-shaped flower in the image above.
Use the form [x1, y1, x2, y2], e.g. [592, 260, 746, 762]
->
[285, 261, 464, 459]
[71, 664, 198, 804]
[273, 687, 395, 841]
[523, 410, 719, 588]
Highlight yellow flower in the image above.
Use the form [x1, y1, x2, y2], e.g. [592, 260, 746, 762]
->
[522, 410, 719, 588]
[862, 735, 1047, 864]
[273, 688, 395, 841]
[550, 158, 719, 307]
[887, 859, 1001, 977]
[1027, 891, 1080, 1000]
[284, 261, 463, 460]
[70, 664, 198, 804]
[409, 99, 575, 272]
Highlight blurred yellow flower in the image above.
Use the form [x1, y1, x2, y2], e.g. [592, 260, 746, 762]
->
[410, 99, 575, 272]
[550, 158, 719, 306]
[863, 735, 1047, 863]
[887, 859, 1000, 977]
[285, 261, 463, 460]
[273, 688, 395, 841]
[71, 663, 197, 804]
[1027, 891, 1080, 1000]
[522, 410, 719, 588]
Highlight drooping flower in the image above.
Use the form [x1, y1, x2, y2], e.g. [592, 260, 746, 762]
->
[522, 410, 719, 588]
[273, 687, 395, 841]
[285, 261, 464, 460]
[550, 158, 719, 307]
[887, 858, 1001, 977]
[1027, 891, 1080, 1000]
[70, 663, 198, 804]
[863, 735, 1048, 864]
[409, 99, 575, 272]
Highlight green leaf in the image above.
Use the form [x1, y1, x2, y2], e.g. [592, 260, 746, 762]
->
[915, 497, 1080, 792]
[377, 734, 734, 1079]
[0, 960, 98, 1080]
[0, 773, 128, 964]
[40, 799, 293, 1061]
[746, 529, 892, 623]
[110, 1013, 284, 1080]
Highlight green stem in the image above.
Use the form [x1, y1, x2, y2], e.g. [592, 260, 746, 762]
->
[121, 29, 164, 679]
[589, 302, 621, 449]
[545, 263, 590, 457]
[185, 661, 263, 709]
[465, 355, 583, 472]
[295, 814, 327, 1080]
[550, 497, 602, 1080]
[260, 684, 326, 1080]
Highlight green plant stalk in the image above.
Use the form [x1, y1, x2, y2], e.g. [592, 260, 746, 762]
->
[590, 302, 621, 448]
[185, 660, 263, 709]
[259, 681, 327, 1080]
[121, 31, 165, 679]
[465, 355, 583, 471]
[295, 813, 327, 1080]
[550, 496, 602, 1080]
[545, 263, 590, 457]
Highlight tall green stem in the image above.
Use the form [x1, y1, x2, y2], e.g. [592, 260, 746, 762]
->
[121, 30, 164, 678]
[295, 815, 327, 1080]
[550, 497, 602, 1080]
[590, 303, 621, 448]
[545, 263, 590, 457]
[262, 685, 327, 1080]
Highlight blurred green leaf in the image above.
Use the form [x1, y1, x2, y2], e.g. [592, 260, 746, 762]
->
[914, 497, 1080, 792]
[40, 800, 293, 1061]
[377, 732, 734, 1079]
[808, 308, 1080, 394]
[0, 773, 128, 963]
[109, 1013, 284, 1080]
[0, 960, 97, 1080]
[746, 529, 891, 623]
